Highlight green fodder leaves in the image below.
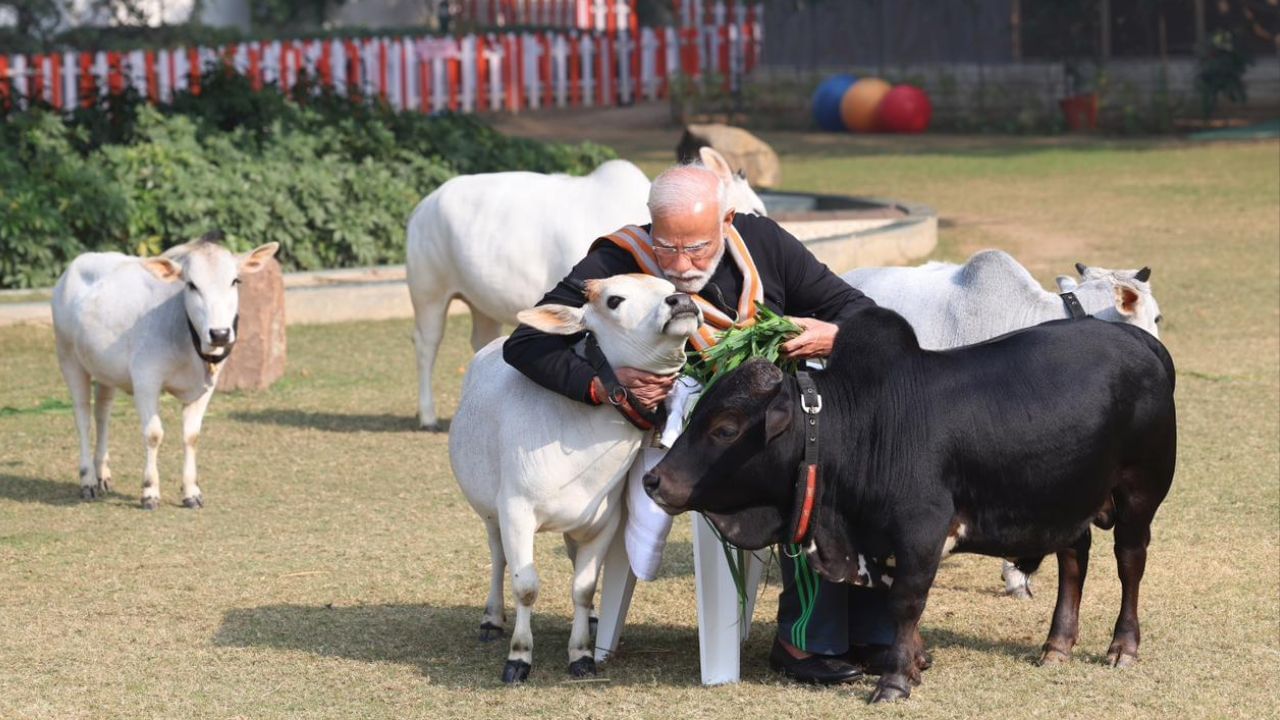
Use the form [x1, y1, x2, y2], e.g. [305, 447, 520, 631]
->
[684, 302, 802, 392]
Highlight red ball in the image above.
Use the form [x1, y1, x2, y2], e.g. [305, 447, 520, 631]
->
[876, 85, 933, 134]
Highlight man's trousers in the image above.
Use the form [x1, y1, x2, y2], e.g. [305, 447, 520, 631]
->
[776, 545, 895, 654]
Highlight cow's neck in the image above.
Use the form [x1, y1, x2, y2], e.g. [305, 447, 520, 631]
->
[787, 369, 881, 585]
[595, 333, 687, 376]
[1062, 280, 1124, 318]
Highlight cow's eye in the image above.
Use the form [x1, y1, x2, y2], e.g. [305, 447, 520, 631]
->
[232, 277, 241, 287]
[607, 295, 625, 310]
[711, 424, 739, 442]
[1154, 314, 1163, 324]
[186, 281, 198, 292]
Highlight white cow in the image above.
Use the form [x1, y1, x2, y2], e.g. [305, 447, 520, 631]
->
[51, 234, 279, 509]
[843, 249, 1162, 597]
[406, 147, 765, 430]
[449, 274, 702, 683]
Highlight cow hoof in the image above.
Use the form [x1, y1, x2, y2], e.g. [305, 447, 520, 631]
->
[418, 420, 443, 433]
[182, 494, 204, 509]
[501, 659, 531, 684]
[869, 679, 911, 704]
[479, 622, 504, 642]
[141, 497, 159, 511]
[1039, 648, 1072, 666]
[568, 657, 596, 678]
[80, 486, 99, 501]
[1107, 650, 1138, 668]
[97, 477, 112, 493]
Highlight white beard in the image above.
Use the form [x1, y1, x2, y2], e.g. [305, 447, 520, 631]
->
[664, 242, 726, 294]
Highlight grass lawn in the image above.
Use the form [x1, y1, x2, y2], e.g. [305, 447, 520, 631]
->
[0, 134, 1276, 719]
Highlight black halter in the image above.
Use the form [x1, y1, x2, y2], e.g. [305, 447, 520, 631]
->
[187, 314, 239, 365]
[1060, 292, 1089, 320]
[582, 332, 666, 431]
[788, 371, 823, 545]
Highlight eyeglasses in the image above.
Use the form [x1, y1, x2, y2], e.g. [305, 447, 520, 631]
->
[652, 240, 717, 261]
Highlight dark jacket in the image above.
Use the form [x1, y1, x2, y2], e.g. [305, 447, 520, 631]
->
[502, 212, 876, 403]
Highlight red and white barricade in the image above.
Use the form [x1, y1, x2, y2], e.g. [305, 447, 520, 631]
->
[0, 3, 763, 114]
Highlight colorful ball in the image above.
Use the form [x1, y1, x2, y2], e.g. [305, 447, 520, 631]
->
[876, 85, 933, 134]
[811, 74, 857, 132]
[839, 78, 892, 132]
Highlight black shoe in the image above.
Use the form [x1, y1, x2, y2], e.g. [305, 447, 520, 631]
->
[768, 638, 864, 685]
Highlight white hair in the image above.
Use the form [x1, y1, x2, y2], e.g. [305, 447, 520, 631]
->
[647, 163, 729, 220]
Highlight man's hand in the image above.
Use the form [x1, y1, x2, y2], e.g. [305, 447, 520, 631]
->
[781, 317, 839, 360]
[614, 367, 679, 411]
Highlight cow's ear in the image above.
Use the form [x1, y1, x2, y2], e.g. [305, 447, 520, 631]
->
[517, 304, 586, 335]
[239, 242, 280, 273]
[1133, 266, 1152, 283]
[1114, 284, 1141, 316]
[764, 376, 793, 443]
[699, 146, 734, 184]
[1055, 275, 1078, 292]
[142, 257, 183, 283]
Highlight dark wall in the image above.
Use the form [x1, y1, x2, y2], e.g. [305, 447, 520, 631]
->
[761, 0, 1278, 70]
[761, 0, 1016, 70]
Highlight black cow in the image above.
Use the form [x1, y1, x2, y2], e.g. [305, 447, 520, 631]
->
[644, 307, 1177, 703]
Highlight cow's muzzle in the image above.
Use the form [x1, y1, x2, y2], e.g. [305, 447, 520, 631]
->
[643, 470, 685, 515]
[209, 328, 233, 347]
[663, 293, 702, 330]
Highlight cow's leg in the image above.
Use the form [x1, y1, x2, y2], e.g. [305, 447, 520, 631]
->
[565, 515, 618, 677]
[870, 539, 945, 703]
[1107, 518, 1152, 668]
[410, 289, 450, 432]
[134, 387, 164, 510]
[58, 357, 98, 500]
[468, 308, 502, 353]
[562, 533, 597, 634]
[479, 518, 507, 641]
[178, 387, 215, 509]
[500, 504, 538, 683]
[92, 382, 115, 494]
[1040, 530, 1091, 664]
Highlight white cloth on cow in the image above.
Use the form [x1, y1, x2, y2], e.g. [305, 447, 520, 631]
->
[625, 377, 702, 581]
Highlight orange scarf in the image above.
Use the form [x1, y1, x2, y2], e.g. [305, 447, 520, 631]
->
[596, 224, 764, 351]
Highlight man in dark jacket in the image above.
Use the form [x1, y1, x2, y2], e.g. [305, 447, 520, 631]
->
[503, 163, 892, 684]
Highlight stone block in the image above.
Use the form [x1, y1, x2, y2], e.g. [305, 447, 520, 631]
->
[218, 258, 286, 392]
[676, 123, 781, 188]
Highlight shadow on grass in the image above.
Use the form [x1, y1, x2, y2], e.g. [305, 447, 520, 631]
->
[923, 627, 1041, 665]
[213, 602, 733, 688]
[228, 409, 424, 433]
[0, 472, 144, 508]
[0, 472, 85, 506]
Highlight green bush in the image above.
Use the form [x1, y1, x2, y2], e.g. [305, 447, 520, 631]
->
[0, 112, 130, 288]
[0, 74, 617, 289]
